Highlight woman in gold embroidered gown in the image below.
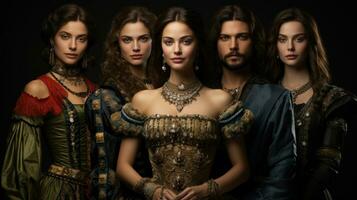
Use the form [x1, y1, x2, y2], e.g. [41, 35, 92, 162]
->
[116, 7, 253, 200]
[1, 4, 96, 199]
[267, 8, 357, 200]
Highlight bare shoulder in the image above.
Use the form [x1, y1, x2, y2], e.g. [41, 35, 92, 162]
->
[202, 88, 233, 110]
[24, 79, 49, 99]
[131, 88, 161, 113]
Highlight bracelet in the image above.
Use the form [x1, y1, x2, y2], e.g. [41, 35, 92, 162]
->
[207, 179, 220, 199]
[133, 177, 151, 193]
[133, 177, 161, 200]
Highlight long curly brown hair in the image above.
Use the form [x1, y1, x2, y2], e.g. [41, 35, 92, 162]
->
[101, 6, 157, 100]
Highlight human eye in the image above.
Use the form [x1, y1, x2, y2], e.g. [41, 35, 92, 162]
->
[182, 37, 193, 45]
[219, 35, 230, 41]
[121, 37, 132, 44]
[78, 36, 88, 43]
[295, 35, 306, 43]
[277, 36, 287, 43]
[162, 38, 173, 46]
[238, 33, 250, 41]
[60, 33, 70, 40]
[139, 35, 151, 43]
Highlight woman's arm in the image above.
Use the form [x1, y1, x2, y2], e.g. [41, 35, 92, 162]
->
[216, 137, 250, 193]
[116, 137, 142, 186]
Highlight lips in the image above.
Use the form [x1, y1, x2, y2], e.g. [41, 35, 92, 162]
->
[285, 55, 298, 60]
[171, 57, 184, 64]
[130, 54, 143, 59]
[65, 53, 78, 59]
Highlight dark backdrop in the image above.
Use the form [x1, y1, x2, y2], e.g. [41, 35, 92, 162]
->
[1, 0, 355, 199]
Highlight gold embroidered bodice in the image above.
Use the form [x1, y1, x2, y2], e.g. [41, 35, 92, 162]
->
[117, 102, 253, 193]
[145, 115, 219, 192]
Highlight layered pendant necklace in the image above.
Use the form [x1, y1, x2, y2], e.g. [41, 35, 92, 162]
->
[161, 80, 202, 112]
[50, 71, 89, 98]
[290, 81, 312, 103]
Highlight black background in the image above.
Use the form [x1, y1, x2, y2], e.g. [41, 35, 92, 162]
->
[1, 0, 355, 199]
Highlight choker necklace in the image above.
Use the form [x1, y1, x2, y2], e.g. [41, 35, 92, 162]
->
[289, 81, 312, 103]
[51, 63, 83, 86]
[161, 80, 202, 112]
[50, 71, 89, 98]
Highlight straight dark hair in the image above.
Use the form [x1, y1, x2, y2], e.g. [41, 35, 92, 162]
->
[148, 7, 213, 88]
[266, 8, 330, 88]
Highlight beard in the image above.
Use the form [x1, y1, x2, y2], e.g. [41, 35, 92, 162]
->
[221, 51, 251, 72]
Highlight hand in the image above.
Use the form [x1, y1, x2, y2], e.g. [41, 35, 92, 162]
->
[152, 186, 177, 200]
[175, 184, 208, 200]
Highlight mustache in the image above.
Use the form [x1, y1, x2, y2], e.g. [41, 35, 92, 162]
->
[224, 51, 244, 59]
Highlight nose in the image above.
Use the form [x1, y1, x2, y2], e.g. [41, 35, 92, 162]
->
[174, 42, 182, 55]
[287, 39, 295, 51]
[229, 37, 238, 51]
[69, 38, 77, 51]
[133, 40, 140, 52]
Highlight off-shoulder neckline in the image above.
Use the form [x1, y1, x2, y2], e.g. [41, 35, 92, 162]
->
[146, 113, 217, 122]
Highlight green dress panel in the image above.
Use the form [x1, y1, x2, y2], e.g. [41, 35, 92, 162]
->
[2, 75, 96, 200]
[2, 104, 91, 200]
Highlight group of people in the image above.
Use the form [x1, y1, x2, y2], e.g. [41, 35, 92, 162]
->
[1, 3, 356, 200]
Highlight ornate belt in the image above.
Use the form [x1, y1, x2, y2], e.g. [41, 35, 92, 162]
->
[47, 164, 88, 185]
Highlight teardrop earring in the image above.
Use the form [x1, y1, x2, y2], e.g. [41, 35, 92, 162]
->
[162, 60, 167, 71]
[49, 47, 55, 66]
[162, 54, 167, 71]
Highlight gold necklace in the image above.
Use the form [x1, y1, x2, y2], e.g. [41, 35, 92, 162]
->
[290, 81, 312, 103]
[161, 80, 202, 112]
[51, 64, 83, 86]
[223, 87, 242, 99]
[50, 71, 89, 98]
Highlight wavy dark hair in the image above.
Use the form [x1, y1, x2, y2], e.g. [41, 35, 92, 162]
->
[41, 4, 95, 69]
[209, 4, 266, 86]
[101, 6, 157, 99]
[148, 7, 212, 88]
[266, 8, 330, 88]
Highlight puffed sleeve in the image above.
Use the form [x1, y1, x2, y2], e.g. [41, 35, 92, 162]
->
[113, 103, 146, 137]
[218, 101, 254, 140]
[1, 92, 48, 200]
[85, 88, 125, 136]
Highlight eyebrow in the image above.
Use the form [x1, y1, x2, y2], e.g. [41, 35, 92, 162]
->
[278, 33, 305, 37]
[59, 31, 87, 37]
[162, 35, 193, 39]
[219, 32, 249, 36]
[120, 33, 150, 38]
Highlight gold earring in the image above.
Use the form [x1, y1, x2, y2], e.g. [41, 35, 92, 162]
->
[49, 47, 55, 66]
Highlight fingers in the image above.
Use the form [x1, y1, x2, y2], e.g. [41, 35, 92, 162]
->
[176, 187, 199, 200]
[166, 189, 176, 199]
[175, 188, 190, 200]
[162, 188, 176, 200]
[180, 191, 197, 200]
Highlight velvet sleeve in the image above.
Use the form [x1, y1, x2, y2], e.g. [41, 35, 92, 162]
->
[258, 91, 297, 200]
[1, 115, 44, 200]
